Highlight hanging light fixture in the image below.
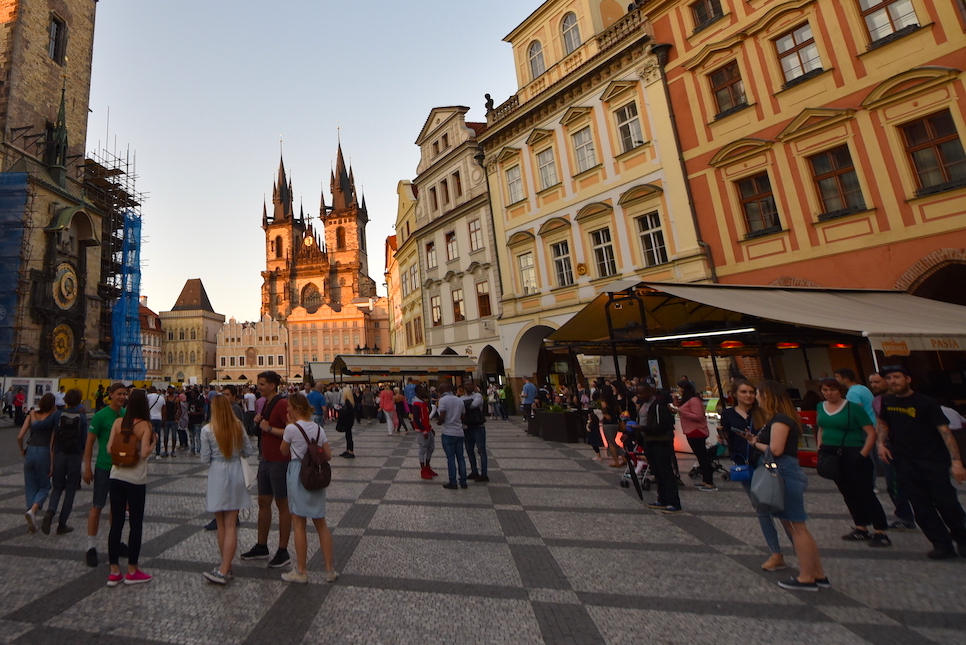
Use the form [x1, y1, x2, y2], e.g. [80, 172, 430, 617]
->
[830, 343, 852, 349]
[720, 340, 745, 349]
[777, 342, 800, 350]
[680, 340, 703, 347]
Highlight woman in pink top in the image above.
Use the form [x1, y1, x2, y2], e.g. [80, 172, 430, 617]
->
[674, 379, 717, 491]
[379, 385, 396, 436]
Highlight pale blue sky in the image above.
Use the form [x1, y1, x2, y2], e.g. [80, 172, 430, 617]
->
[86, 0, 531, 320]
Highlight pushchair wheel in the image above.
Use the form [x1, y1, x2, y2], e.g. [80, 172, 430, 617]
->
[722, 473, 730, 482]
[642, 481, 651, 491]
[688, 468, 700, 480]
[620, 479, 630, 488]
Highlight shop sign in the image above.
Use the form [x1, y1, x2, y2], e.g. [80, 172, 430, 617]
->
[881, 339, 910, 356]
[876, 336, 965, 355]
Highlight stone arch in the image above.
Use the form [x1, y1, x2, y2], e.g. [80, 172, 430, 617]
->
[894, 248, 966, 292]
[769, 276, 822, 288]
[301, 283, 322, 314]
[512, 323, 557, 379]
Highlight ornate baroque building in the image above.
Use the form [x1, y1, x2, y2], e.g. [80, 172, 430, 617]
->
[215, 315, 291, 384]
[160, 279, 224, 384]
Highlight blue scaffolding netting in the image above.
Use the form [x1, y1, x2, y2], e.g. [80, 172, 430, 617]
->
[109, 209, 145, 380]
[0, 172, 28, 377]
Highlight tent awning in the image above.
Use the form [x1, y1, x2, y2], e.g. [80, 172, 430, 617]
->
[321, 354, 479, 377]
[547, 281, 966, 353]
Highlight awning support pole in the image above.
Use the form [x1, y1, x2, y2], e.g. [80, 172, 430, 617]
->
[756, 331, 773, 380]
[603, 296, 622, 382]
[709, 349, 724, 401]
[801, 347, 813, 380]
[868, 337, 880, 372]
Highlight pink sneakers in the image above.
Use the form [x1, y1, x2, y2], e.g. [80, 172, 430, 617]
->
[106, 573, 124, 587]
[124, 570, 152, 585]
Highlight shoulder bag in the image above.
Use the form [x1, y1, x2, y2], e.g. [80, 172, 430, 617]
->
[816, 404, 850, 480]
[749, 447, 785, 514]
[728, 415, 753, 482]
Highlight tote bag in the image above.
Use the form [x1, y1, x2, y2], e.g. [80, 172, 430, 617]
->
[749, 447, 785, 514]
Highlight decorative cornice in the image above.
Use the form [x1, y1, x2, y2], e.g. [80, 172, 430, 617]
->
[507, 231, 536, 247]
[574, 201, 614, 222]
[861, 66, 961, 111]
[776, 108, 856, 142]
[600, 80, 638, 103]
[526, 129, 555, 147]
[560, 106, 593, 127]
[537, 217, 571, 236]
[618, 183, 664, 206]
[708, 138, 773, 167]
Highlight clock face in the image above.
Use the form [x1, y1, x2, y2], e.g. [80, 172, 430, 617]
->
[53, 263, 78, 310]
[51, 324, 75, 364]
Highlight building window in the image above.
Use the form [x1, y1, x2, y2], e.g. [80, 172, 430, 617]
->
[429, 187, 438, 211]
[229, 357, 235, 367]
[220, 357, 227, 367]
[551, 241, 575, 287]
[506, 165, 524, 203]
[528, 41, 545, 79]
[343, 334, 350, 345]
[452, 171, 462, 197]
[432, 141, 439, 156]
[476, 282, 492, 317]
[809, 145, 866, 217]
[452, 289, 465, 323]
[336, 227, 346, 249]
[410, 264, 419, 294]
[615, 102, 644, 153]
[179, 330, 185, 340]
[239, 356, 245, 366]
[178, 352, 184, 364]
[168, 352, 173, 364]
[293, 336, 299, 347]
[537, 148, 558, 190]
[572, 127, 597, 173]
[431, 295, 442, 326]
[258, 355, 265, 366]
[445, 231, 458, 261]
[48, 16, 67, 65]
[442, 133, 449, 149]
[518, 252, 538, 295]
[323, 335, 330, 346]
[189, 351, 196, 364]
[168, 332, 173, 341]
[737, 173, 781, 235]
[267, 355, 274, 366]
[590, 228, 617, 278]
[562, 13, 581, 55]
[426, 241, 437, 269]
[275, 235, 283, 259]
[413, 316, 423, 343]
[637, 212, 669, 267]
[709, 61, 746, 118]
[858, 0, 919, 45]
[277, 355, 284, 366]
[901, 109, 966, 194]
[441, 178, 450, 204]
[190, 329, 197, 340]
[691, 0, 723, 31]
[405, 321, 414, 347]
[775, 23, 822, 86]
[468, 219, 483, 252]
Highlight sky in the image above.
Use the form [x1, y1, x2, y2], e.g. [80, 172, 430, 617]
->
[86, 0, 533, 321]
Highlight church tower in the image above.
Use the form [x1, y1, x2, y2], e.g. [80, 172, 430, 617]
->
[321, 143, 377, 307]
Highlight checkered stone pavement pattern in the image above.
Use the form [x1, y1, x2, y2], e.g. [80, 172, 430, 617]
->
[1, 415, 965, 644]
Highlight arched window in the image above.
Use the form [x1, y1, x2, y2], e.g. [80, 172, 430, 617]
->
[336, 227, 346, 250]
[178, 351, 184, 364]
[178, 329, 184, 340]
[562, 13, 581, 55]
[189, 351, 196, 363]
[301, 283, 322, 313]
[177, 372, 184, 382]
[528, 41, 545, 80]
[275, 235, 283, 259]
[167, 352, 173, 364]
[190, 329, 197, 340]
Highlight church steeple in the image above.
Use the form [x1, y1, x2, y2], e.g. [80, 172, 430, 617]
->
[330, 143, 355, 210]
[272, 155, 294, 222]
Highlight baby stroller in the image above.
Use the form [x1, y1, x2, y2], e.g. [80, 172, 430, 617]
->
[618, 421, 653, 500]
[688, 441, 731, 482]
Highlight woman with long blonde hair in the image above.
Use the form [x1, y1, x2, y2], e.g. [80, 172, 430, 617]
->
[736, 380, 827, 591]
[200, 395, 252, 584]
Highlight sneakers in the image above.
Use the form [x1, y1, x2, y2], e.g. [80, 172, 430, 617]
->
[203, 569, 229, 585]
[240, 544, 270, 560]
[325, 570, 339, 584]
[204, 518, 218, 531]
[475, 475, 490, 483]
[25, 510, 36, 533]
[926, 546, 959, 560]
[646, 502, 666, 510]
[841, 528, 872, 541]
[339, 451, 353, 458]
[442, 483, 458, 490]
[267, 548, 291, 568]
[56, 524, 74, 535]
[41, 510, 54, 535]
[281, 570, 308, 584]
[661, 506, 683, 514]
[695, 484, 718, 492]
[778, 577, 818, 592]
[124, 570, 152, 585]
[467, 473, 480, 481]
[888, 520, 917, 531]
[761, 554, 788, 571]
[815, 577, 831, 588]
[869, 533, 892, 548]
[86, 548, 98, 567]
[106, 573, 124, 587]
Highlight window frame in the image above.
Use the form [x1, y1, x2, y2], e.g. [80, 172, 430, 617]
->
[690, 0, 724, 32]
[468, 218, 484, 252]
[774, 23, 823, 88]
[590, 228, 617, 278]
[636, 212, 669, 267]
[736, 172, 782, 237]
[536, 147, 558, 190]
[429, 187, 438, 211]
[48, 15, 67, 65]
[550, 240, 575, 287]
[614, 101, 644, 153]
[572, 127, 597, 174]
[528, 40, 546, 80]
[476, 281, 492, 317]
[900, 109, 966, 195]
[858, 0, 920, 46]
[505, 165, 524, 203]
[451, 289, 465, 323]
[709, 60, 747, 119]
[431, 295, 442, 327]
[562, 13, 581, 55]
[808, 145, 867, 219]
[445, 231, 458, 262]
[452, 171, 463, 197]
[426, 241, 437, 269]
[518, 252, 538, 295]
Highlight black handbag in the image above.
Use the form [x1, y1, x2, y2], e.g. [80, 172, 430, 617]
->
[816, 404, 850, 480]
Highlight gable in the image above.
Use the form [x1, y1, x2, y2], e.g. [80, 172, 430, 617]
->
[777, 108, 855, 142]
[600, 80, 638, 103]
[538, 217, 571, 236]
[526, 129, 555, 147]
[709, 138, 773, 167]
[560, 106, 593, 127]
[861, 67, 961, 110]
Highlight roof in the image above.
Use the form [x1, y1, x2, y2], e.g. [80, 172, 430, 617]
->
[467, 122, 487, 137]
[547, 281, 966, 353]
[324, 354, 479, 377]
[171, 279, 216, 313]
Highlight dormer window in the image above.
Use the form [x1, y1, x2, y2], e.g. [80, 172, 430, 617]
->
[528, 41, 546, 80]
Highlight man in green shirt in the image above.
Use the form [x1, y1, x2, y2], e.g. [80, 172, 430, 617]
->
[82, 383, 128, 567]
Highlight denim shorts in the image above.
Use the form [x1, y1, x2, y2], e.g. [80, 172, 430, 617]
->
[92, 467, 111, 509]
[773, 454, 808, 523]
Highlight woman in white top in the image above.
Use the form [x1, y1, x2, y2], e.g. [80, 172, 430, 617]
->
[279, 393, 337, 584]
[201, 396, 252, 584]
[105, 389, 156, 586]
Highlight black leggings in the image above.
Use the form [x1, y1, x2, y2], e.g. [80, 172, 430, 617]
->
[687, 436, 715, 486]
[833, 447, 888, 531]
[109, 479, 146, 565]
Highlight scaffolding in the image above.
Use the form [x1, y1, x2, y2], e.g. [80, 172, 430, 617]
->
[0, 173, 29, 376]
[84, 147, 146, 380]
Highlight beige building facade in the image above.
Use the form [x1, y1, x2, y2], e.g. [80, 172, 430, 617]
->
[138, 297, 163, 380]
[160, 279, 224, 384]
[215, 315, 291, 384]
[478, 0, 712, 382]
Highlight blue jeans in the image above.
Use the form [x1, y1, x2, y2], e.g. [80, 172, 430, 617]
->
[24, 446, 51, 510]
[190, 424, 202, 454]
[441, 434, 466, 486]
[151, 419, 163, 455]
[464, 425, 487, 476]
[741, 478, 784, 554]
[163, 421, 178, 449]
[312, 414, 325, 427]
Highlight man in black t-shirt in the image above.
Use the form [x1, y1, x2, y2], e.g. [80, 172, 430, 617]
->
[877, 366, 966, 560]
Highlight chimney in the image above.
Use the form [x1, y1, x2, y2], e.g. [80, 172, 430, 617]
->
[140, 295, 148, 307]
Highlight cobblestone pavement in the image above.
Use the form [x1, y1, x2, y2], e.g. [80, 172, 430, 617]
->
[1, 415, 965, 645]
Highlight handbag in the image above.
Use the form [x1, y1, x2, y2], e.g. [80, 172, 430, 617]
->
[728, 416, 753, 482]
[816, 405, 850, 480]
[749, 447, 785, 514]
[377, 408, 386, 423]
[242, 458, 255, 489]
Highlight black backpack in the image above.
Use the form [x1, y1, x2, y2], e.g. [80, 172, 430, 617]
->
[463, 398, 486, 427]
[55, 411, 83, 454]
[296, 422, 331, 491]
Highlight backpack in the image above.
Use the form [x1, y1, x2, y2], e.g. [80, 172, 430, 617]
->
[188, 400, 204, 421]
[463, 398, 486, 427]
[295, 422, 331, 491]
[110, 424, 140, 467]
[55, 411, 83, 454]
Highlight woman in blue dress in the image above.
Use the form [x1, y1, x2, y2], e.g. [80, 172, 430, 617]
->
[201, 396, 252, 584]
